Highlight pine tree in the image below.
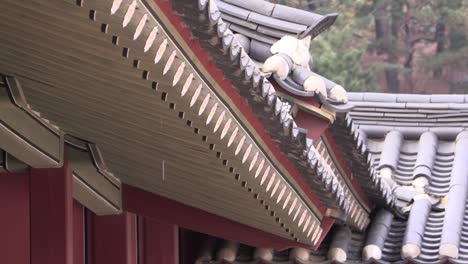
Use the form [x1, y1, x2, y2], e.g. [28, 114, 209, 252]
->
[272, 0, 468, 93]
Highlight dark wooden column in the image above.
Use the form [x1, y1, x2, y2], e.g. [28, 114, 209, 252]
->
[30, 165, 74, 264]
[0, 172, 30, 264]
[89, 212, 137, 264]
[139, 217, 179, 264]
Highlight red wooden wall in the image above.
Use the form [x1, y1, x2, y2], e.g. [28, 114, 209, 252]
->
[0, 168, 180, 264]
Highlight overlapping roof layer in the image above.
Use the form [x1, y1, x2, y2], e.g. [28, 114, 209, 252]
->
[194, 94, 468, 264]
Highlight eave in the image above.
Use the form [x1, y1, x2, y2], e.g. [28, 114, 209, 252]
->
[0, 0, 335, 247]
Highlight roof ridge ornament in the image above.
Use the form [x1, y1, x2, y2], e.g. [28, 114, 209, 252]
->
[261, 36, 349, 105]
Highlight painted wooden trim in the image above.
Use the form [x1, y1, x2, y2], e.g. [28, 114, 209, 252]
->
[67, 138, 122, 216]
[43, 0, 329, 244]
[0, 76, 64, 168]
[1, 75, 122, 216]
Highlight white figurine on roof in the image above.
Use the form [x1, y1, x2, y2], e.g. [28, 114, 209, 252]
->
[262, 36, 347, 103]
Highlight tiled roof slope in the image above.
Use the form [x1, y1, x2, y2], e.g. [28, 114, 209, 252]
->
[347, 93, 468, 137]
[336, 93, 468, 263]
[194, 93, 468, 264]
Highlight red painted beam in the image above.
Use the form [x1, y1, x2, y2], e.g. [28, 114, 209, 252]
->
[0, 172, 30, 264]
[30, 165, 74, 264]
[123, 184, 316, 251]
[138, 217, 179, 264]
[89, 212, 137, 264]
[315, 217, 335, 247]
[295, 110, 330, 142]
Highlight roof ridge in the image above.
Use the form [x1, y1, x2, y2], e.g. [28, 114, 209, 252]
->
[348, 92, 468, 104]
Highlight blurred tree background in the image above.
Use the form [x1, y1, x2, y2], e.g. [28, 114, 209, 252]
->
[271, 0, 468, 93]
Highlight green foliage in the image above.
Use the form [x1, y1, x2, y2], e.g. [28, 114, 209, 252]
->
[415, 0, 468, 77]
[311, 28, 378, 92]
[275, 0, 468, 92]
[309, 1, 378, 92]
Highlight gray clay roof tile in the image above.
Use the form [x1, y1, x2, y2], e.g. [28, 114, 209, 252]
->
[228, 24, 277, 44]
[335, 93, 468, 263]
[256, 25, 295, 39]
[222, 0, 275, 16]
[247, 12, 307, 33]
[271, 3, 324, 26]
[221, 13, 258, 30]
[215, 0, 250, 19]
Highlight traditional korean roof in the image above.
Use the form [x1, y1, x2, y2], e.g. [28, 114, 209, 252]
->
[3, 0, 468, 259]
[193, 93, 468, 264]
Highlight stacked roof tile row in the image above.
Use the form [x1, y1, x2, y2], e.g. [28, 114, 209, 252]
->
[345, 93, 468, 263]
